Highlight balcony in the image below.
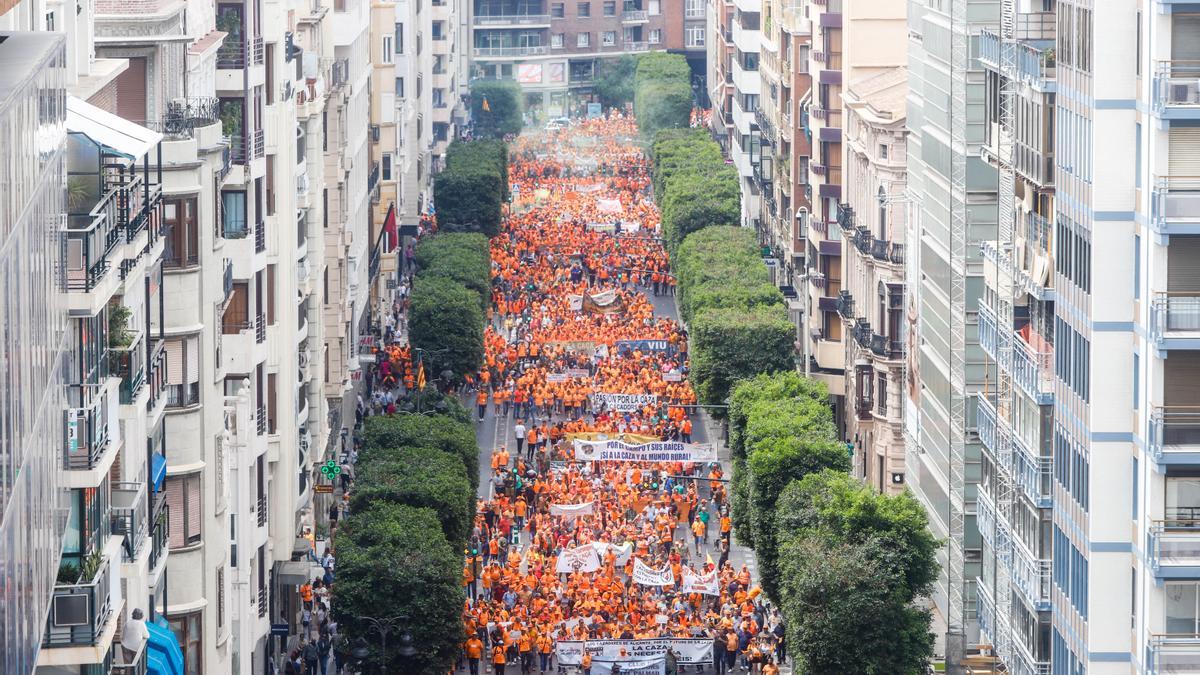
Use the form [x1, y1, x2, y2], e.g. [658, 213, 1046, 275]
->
[1148, 520, 1200, 577]
[869, 332, 902, 361]
[1010, 537, 1051, 611]
[1012, 324, 1054, 405]
[255, 218, 266, 253]
[472, 14, 551, 26]
[854, 227, 872, 254]
[110, 482, 149, 562]
[43, 551, 114, 648]
[141, 97, 220, 140]
[257, 492, 268, 527]
[1155, 61, 1200, 118]
[112, 330, 147, 404]
[146, 338, 167, 414]
[1149, 406, 1200, 466]
[622, 9, 648, 22]
[836, 290, 854, 320]
[623, 41, 649, 52]
[889, 242, 905, 265]
[65, 183, 123, 292]
[473, 45, 549, 58]
[1011, 432, 1053, 509]
[978, 29, 1056, 92]
[1153, 175, 1200, 236]
[870, 238, 888, 261]
[368, 161, 381, 205]
[64, 383, 113, 472]
[148, 490, 168, 573]
[1151, 292, 1200, 348]
[1148, 634, 1200, 675]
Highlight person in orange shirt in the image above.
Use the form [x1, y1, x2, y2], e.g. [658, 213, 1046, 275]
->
[691, 517, 706, 555]
[464, 635, 484, 675]
[536, 633, 553, 673]
[477, 388, 489, 422]
[491, 643, 508, 675]
[720, 513, 732, 543]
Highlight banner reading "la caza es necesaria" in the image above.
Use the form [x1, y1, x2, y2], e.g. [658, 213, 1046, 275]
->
[555, 638, 714, 667]
[572, 439, 718, 463]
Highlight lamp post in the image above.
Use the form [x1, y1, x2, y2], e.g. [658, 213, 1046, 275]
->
[350, 615, 415, 674]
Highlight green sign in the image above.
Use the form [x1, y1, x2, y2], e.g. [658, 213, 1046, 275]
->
[320, 459, 341, 479]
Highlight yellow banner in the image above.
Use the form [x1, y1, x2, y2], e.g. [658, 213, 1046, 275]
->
[564, 431, 659, 445]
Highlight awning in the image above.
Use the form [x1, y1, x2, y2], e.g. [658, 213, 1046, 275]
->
[150, 452, 167, 492]
[274, 560, 327, 586]
[67, 95, 163, 160]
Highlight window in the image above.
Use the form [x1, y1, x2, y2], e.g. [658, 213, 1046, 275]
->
[164, 197, 199, 268]
[649, 29, 661, 44]
[552, 33, 564, 48]
[602, 31, 616, 46]
[165, 335, 200, 407]
[395, 77, 405, 97]
[1167, 582, 1200, 635]
[432, 21, 444, 39]
[1134, 233, 1141, 300]
[382, 153, 393, 181]
[686, 24, 705, 47]
[741, 50, 759, 70]
[221, 190, 247, 238]
[577, 31, 590, 47]
[165, 472, 202, 548]
[739, 94, 758, 112]
[685, 0, 702, 18]
[216, 566, 225, 630]
[168, 610, 203, 675]
[603, 1, 615, 15]
[552, 2, 564, 17]
[1133, 352, 1140, 410]
[382, 35, 394, 64]
[395, 23, 404, 53]
[577, 2, 590, 16]
[879, 144, 889, 160]
[649, 0, 660, 14]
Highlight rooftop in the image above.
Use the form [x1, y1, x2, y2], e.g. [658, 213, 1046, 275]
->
[843, 67, 907, 124]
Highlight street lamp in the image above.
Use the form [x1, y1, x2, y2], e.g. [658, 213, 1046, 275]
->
[352, 615, 415, 673]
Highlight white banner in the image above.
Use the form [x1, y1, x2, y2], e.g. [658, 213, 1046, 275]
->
[549, 501, 594, 518]
[589, 392, 658, 412]
[597, 198, 623, 213]
[662, 371, 683, 382]
[546, 373, 569, 383]
[556, 639, 713, 666]
[569, 289, 621, 312]
[632, 558, 675, 586]
[680, 568, 720, 596]
[555, 544, 602, 574]
[573, 439, 718, 463]
[591, 659, 665, 675]
[590, 541, 633, 566]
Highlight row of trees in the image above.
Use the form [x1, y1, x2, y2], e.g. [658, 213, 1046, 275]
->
[728, 372, 939, 673]
[332, 405, 478, 674]
[633, 53, 693, 137]
[651, 129, 793, 409]
[434, 138, 508, 237]
[408, 233, 488, 380]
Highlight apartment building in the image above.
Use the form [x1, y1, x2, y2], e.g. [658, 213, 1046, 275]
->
[753, 0, 810, 337]
[904, 0, 998, 665]
[470, 0, 687, 115]
[840, 67, 908, 496]
[706, 0, 733, 150]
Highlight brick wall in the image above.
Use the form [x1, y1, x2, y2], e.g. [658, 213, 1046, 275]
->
[88, 79, 120, 115]
[96, 0, 169, 13]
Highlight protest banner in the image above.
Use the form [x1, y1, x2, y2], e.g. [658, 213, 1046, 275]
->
[566, 368, 592, 378]
[615, 339, 673, 355]
[590, 541, 633, 566]
[573, 438, 718, 463]
[591, 659, 665, 675]
[564, 431, 660, 445]
[549, 501, 594, 518]
[680, 568, 720, 596]
[632, 559, 675, 587]
[597, 198, 623, 213]
[554, 544, 602, 573]
[555, 639, 713, 666]
[662, 371, 683, 382]
[545, 340, 600, 357]
[589, 392, 658, 412]
[546, 373, 569, 383]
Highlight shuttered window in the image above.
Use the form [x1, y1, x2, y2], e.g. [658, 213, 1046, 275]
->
[1165, 352, 1200, 407]
[164, 472, 202, 548]
[1169, 127, 1200, 190]
[1169, 236, 1200, 291]
[1173, 14, 1200, 63]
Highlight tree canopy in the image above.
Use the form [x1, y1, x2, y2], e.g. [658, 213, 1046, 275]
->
[470, 80, 523, 137]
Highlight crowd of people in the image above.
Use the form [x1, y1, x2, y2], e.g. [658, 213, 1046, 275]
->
[459, 113, 786, 675]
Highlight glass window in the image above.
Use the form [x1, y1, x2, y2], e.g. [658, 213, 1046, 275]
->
[577, 32, 590, 47]
[382, 153, 393, 181]
[165, 472, 202, 548]
[648, 29, 661, 44]
[168, 610, 203, 674]
[164, 196, 199, 268]
[577, 1, 589, 16]
[603, 1, 615, 15]
[221, 191, 247, 238]
[552, 33, 564, 48]
[382, 35, 394, 64]
[602, 31, 616, 46]
[551, 2, 564, 17]
[1167, 477, 1200, 524]
[1166, 582, 1200, 635]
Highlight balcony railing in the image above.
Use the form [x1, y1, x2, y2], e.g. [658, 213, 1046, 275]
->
[65, 185, 123, 291]
[889, 242, 905, 265]
[1149, 406, 1200, 463]
[64, 383, 110, 470]
[140, 97, 220, 140]
[1010, 537, 1052, 611]
[43, 553, 113, 647]
[1011, 432, 1053, 509]
[622, 9, 648, 21]
[1153, 175, 1200, 233]
[257, 493, 268, 526]
[869, 333, 902, 360]
[1148, 634, 1200, 675]
[146, 338, 167, 412]
[1012, 327, 1054, 404]
[217, 39, 248, 69]
[623, 41, 649, 52]
[148, 494, 169, 572]
[258, 585, 268, 618]
[472, 14, 551, 25]
[1152, 292, 1200, 340]
[1148, 520, 1200, 573]
[257, 402, 267, 435]
[110, 482, 148, 562]
[113, 330, 147, 404]
[978, 29, 1055, 89]
[836, 290, 854, 320]
[255, 218, 266, 253]
[1155, 61, 1200, 112]
[870, 238, 888, 261]
[473, 46, 549, 57]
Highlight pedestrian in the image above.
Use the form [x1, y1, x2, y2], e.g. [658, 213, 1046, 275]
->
[514, 420, 527, 457]
[302, 639, 320, 675]
[317, 634, 332, 675]
[492, 642, 508, 675]
[465, 634, 484, 675]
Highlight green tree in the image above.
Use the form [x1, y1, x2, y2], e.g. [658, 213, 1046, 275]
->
[633, 53, 693, 136]
[688, 306, 794, 409]
[408, 276, 485, 380]
[351, 447, 474, 547]
[728, 372, 831, 460]
[414, 232, 492, 311]
[776, 535, 935, 675]
[594, 54, 639, 109]
[361, 413, 480, 490]
[433, 167, 504, 237]
[446, 139, 509, 195]
[470, 80, 523, 137]
[332, 503, 463, 674]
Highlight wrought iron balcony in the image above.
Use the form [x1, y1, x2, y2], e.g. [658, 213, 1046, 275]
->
[110, 482, 149, 562]
[889, 242, 905, 265]
[870, 238, 888, 261]
[142, 97, 220, 139]
[63, 383, 111, 471]
[621, 9, 648, 21]
[836, 290, 854, 320]
[869, 332, 902, 360]
[65, 185, 123, 292]
[146, 338, 168, 412]
[852, 318, 871, 349]
[113, 330, 147, 404]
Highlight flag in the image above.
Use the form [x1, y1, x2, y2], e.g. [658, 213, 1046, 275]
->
[416, 355, 426, 390]
[382, 202, 398, 252]
[706, 553, 714, 568]
[482, 96, 491, 112]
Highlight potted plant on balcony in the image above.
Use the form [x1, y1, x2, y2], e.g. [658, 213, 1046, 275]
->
[109, 304, 134, 349]
[79, 550, 104, 584]
[56, 560, 81, 585]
